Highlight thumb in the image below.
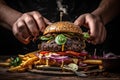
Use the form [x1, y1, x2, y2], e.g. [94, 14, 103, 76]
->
[74, 15, 85, 27]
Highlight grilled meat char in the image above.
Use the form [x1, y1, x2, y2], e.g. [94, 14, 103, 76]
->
[39, 33, 85, 52]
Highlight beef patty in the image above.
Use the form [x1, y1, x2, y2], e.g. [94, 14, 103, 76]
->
[38, 37, 85, 52]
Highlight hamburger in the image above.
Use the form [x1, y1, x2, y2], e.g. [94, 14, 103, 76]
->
[36, 21, 89, 67]
[38, 21, 86, 52]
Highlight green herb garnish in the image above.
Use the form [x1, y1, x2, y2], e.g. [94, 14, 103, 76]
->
[83, 32, 90, 39]
[40, 36, 54, 41]
[55, 34, 67, 45]
[10, 57, 22, 67]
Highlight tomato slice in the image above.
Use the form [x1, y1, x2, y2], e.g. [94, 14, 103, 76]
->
[65, 51, 88, 57]
[57, 52, 66, 56]
[79, 53, 88, 56]
[39, 51, 49, 55]
[65, 51, 80, 57]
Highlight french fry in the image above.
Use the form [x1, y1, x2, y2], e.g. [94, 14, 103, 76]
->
[0, 62, 10, 67]
[20, 57, 38, 67]
[28, 65, 32, 70]
[17, 67, 26, 72]
[8, 66, 22, 72]
[34, 60, 41, 65]
[1, 50, 41, 72]
[82, 59, 102, 65]
[22, 61, 25, 63]
[24, 51, 38, 58]
[22, 56, 29, 61]
[18, 54, 25, 58]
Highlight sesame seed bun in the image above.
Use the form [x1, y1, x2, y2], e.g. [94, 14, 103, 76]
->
[43, 21, 82, 35]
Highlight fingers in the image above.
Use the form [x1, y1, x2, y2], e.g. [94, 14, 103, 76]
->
[74, 13, 107, 45]
[12, 23, 30, 44]
[17, 20, 30, 39]
[12, 11, 51, 44]
[31, 11, 52, 32]
[31, 11, 46, 32]
[24, 14, 39, 37]
[85, 14, 100, 44]
[88, 14, 106, 44]
[74, 15, 85, 27]
[86, 14, 106, 44]
[89, 15, 106, 44]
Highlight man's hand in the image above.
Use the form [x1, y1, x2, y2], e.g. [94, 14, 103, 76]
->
[12, 11, 52, 44]
[74, 13, 106, 45]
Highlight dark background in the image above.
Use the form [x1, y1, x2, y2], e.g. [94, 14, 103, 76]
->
[0, 0, 120, 55]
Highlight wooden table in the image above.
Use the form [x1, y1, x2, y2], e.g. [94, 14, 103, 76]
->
[0, 55, 120, 80]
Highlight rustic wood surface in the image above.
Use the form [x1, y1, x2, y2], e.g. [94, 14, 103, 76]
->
[0, 55, 120, 80]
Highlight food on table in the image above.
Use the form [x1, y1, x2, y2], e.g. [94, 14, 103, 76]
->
[0, 21, 105, 73]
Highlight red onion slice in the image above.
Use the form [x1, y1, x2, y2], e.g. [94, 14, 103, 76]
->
[51, 53, 60, 57]
[54, 56, 68, 60]
[103, 52, 117, 59]
[51, 56, 69, 62]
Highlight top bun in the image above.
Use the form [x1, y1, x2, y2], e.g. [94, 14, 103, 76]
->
[43, 21, 82, 35]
